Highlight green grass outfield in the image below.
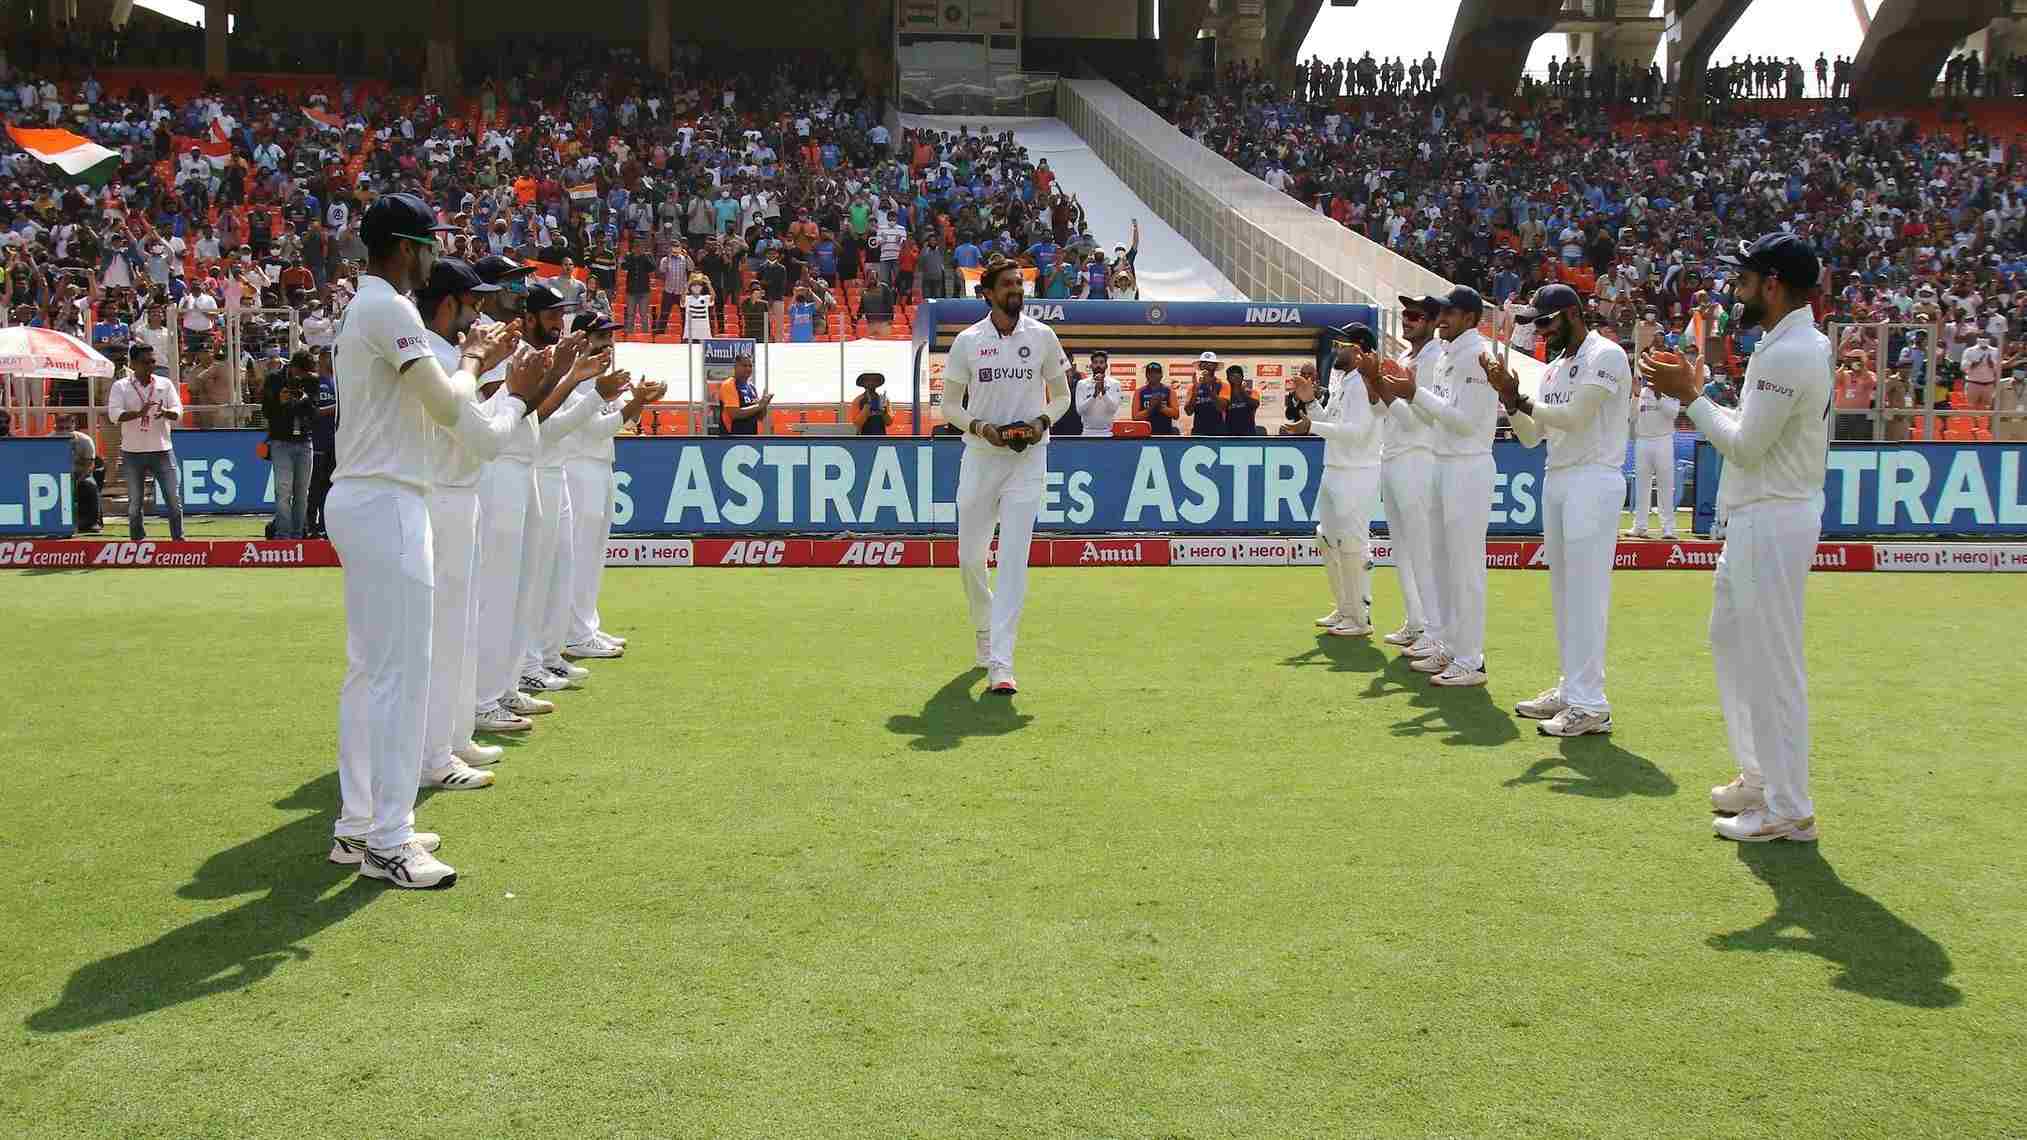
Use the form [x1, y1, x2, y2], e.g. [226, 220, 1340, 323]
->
[3, 565, 2022, 1138]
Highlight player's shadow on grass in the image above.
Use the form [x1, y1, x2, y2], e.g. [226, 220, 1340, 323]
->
[1279, 635, 1387, 673]
[884, 669, 1034, 752]
[26, 772, 390, 1034]
[1501, 737, 1677, 798]
[1358, 656, 1518, 747]
[1707, 843, 1962, 1009]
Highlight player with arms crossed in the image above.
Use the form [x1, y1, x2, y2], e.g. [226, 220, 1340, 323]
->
[1291, 322, 1385, 636]
[1641, 233, 1832, 843]
[940, 259, 1072, 694]
[1485, 284, 1630, 736]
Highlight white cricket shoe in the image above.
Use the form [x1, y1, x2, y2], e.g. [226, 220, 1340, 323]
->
[545, 661, 590, 685]
[359, 840, 458, 888]
[1630, 528, 1649, 539]
[1314, 608, 1344, 628]
[986, 664, 1018, 694]
[500, 691, 555, 717]
[423, 759, 496, 790]
[596, 631, 628, 647]
[563, 639, 622, 660]
[1710, 775, 1766, 815]
[1661, 530, 1679, 539]
[453, 741, 505, 765]
[330, 831, 439, 866]
[520, 670, 569, 693]
[1713, 809, 1818, 843]
[1514, 687, 1569, 720]
[974, 632, 991, 668]
[1382, 623, 1422, 647]
[1403, 636, 1443, 659]
[1538, 707, 1612, 737]
[475, 703, 534, 733]
[1430, 661, 1488, 687]
[1409, 650, 1454, 674]
[1326, 620, 1373, 638]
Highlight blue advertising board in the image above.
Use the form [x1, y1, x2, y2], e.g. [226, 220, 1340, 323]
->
[1695, 441, 2027, 536]
[0, 438, 76, 535]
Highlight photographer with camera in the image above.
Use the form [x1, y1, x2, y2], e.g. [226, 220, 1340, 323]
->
[262, 351, 319, 539]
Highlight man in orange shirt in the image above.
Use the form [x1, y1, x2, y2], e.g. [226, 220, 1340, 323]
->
[717, 352, 769, 435]
[513, 175, 537, 207]
[1832, 352, 1877, 440]
[788, 210, 819, 255]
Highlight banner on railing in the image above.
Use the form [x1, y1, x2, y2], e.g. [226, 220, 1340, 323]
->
[0, 438, 75, 535]
[1695, 442, 2027, 536]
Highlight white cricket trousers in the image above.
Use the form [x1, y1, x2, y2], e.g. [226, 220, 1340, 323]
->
[1541, 466, 1624, 714]
[327, 478, 432, 851]
[518, 466, 567, 676]
[424, 484, 481, 768]
[957, 442, 1045, 670]
[1315, 465, 1379, 625]
[1633, 435, 1677, 534]
[475, 459, 533, 707]
[1381, 450, 1438, 633]
[540, 466, 579, 667]
[563, 458, 615, 645]
[1710, 497, 1821, 821]
[1428, 453, 1494, 670]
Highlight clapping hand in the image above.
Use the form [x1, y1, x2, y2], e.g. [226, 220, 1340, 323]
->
[459, 318, 521, 374]
[504, 345, 551, 404]
[595, 368, 632, 401]
[1479, 351, 1521, 409]
[1638, 348, 1700, 403]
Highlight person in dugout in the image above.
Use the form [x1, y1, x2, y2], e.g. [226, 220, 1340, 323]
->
[1135, 361, 1179, 434]
[1187, 351, 1230, 435]
[850, 371, 890, 435]
[717, 352, 770, 435]
[1224, 364, 1260, 435]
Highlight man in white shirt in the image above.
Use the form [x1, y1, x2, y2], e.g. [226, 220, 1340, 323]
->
[324, 193, 517, 890]
[1488, 285, 1632, 736]
[1960, 335, 2000, 425]
[937, 261, 1072, 694]
[562, 311, 662, 660]
[1293, 323, 1385, 637]
[1386, 287, 1500, 687]
[1628, 371, 1683, 539]
[1074, 349, 1122, 436]
[1379, 295, 1445, 649]
[1643, 233, 1832, 844]
[106, 342, 185, 540]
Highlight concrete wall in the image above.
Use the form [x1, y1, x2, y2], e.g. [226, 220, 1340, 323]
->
[1026, 0, 1139, 39]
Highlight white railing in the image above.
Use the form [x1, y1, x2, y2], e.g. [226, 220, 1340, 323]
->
[1053, 78, 1451, 327]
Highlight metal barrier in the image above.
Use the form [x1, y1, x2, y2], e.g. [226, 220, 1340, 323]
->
[1826, 320, 1996, 443]
[899, 71, 1058, 117]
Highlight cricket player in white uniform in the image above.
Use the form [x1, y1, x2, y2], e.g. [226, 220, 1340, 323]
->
[1630, 372, 1682, 538]
[1487, 284, 1631, 736]
[1378, 294, 1445, 648]
[939, 260, 1072, 694]
[545, 310, 632, 665]
[1642, 233, 1832, 843]
[561, 311, 648, 660]
[325, 193, 518, 890]
[1292, 322, 1384, 636]
[1388, 287, 1500, 686]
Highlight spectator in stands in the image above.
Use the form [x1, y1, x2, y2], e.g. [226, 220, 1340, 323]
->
[1135, 361, 1179, 435]
[182, 343, 233, 429]
[857, 272, 896, 338]
[262, 350, 317, 539]
[849, 372, 890, 436]
[738, 280, 770, 344]
[620, 244, 654, 336]
[107, 342, 183, 541]
[307, 347, 337, 539]
[657, 241, 691, 335]
[64, 414, 101, 534]
[1833, 351, 1877, 441]
[1074, 350, 1122, 436]
[716, 352, 768, 436]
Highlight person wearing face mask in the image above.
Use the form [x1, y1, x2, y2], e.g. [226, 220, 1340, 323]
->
[1485, 284, 1632, 737]
[324, 194, 522, 890]
[1641, 232, 1832, 845]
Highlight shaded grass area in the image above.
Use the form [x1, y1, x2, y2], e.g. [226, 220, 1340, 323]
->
[3, 566, 2021, 1138]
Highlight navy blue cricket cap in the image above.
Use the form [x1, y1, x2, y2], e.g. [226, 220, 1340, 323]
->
[571, 310, 618, 333]
[474, 254, 536, 284]
[1439, 285, 1484, 316]
[1528, 283, 1583, 325]
[1326, 321, 1378, 350]
[524, 283, 580, 314]
[1720, 231, 1821, 289]
[416, 258, 501, 304]
[1397, 293, 1443, 317]
[361, 192, 454, 248]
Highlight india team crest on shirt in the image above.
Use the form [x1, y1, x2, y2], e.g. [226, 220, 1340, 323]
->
[1018, 345, 1031, 359]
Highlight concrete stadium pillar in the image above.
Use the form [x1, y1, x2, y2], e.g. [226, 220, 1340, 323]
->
[1442, 0, 1565, 99]
[1263, 0, 1322, 91]
[647, 0, 670, 75]
[424, 0, 460, 95]
[1160, 0, 1213, 79]
[1662, 0, 1753, 113]
[203, 0, 228, 79]
[1851, 0, 2010, 106]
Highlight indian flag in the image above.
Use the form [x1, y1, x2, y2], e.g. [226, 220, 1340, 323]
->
[6, 124, 121, 187]
[302, 106, 344, 133]
[568, 183, 598, 202]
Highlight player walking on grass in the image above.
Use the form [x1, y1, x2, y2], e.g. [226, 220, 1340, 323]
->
[1385, 287, 1499, 687]
[1379, 294, 1445, 649]
[939, 259, 1071, 694]
[326, 194, 518, 890]
[1641, 233, 1831, 843]
[1486, 284, 1630, 737]
[1292, 322, 1384, 637]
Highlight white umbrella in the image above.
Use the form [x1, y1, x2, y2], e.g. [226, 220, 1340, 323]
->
[0, 325, 117, 379]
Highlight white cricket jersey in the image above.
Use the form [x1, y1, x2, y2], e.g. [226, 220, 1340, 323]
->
[478, 328, 540, 464]
[1633, 387, 1681, 438]
[1687, 305, 1832, 513]
[426, 330, 525, 488]
[1313, 367, 1382, 469]
[1536, 329, 1631, 472]
[567, 398, 627, 463]
[1414, 329, 1499, 458]
[941, 313, 1071, 451]
[332, 274, 439, 490]
[538, 383, 605, 468]
[1382, 339, 1442, 458]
